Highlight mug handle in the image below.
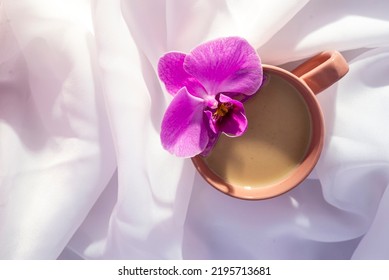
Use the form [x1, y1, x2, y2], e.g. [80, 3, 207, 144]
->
[291, 50, 349, 94]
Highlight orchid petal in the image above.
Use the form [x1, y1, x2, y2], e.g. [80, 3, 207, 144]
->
[204, 109, 217, 134]
[184, 37, 263, 97]
[160, 87, 209, 157]
[158, 52, 206, 97]
[218, 94, 248, 136]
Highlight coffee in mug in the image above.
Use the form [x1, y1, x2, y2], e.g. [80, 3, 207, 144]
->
[204, 72, 312, 188]
[192, 50, 349, 200]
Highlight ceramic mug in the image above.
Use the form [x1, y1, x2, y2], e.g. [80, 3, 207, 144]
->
[192, 50, 349, 200]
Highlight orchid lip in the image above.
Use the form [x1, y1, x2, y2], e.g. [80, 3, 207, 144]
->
[213, 102, 233, 121]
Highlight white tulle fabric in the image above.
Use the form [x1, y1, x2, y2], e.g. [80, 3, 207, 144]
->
[1, 0, 389, 259]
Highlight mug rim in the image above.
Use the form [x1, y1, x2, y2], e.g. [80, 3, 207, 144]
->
[191, 65, 325, 200]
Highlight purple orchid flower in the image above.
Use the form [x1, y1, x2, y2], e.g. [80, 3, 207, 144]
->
[158, 37, 263, 158]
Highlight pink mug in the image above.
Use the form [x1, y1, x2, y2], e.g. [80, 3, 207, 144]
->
[192, 51, 349, 200]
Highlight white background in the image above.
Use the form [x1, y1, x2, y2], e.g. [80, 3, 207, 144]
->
[1, 0, 389, 260]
